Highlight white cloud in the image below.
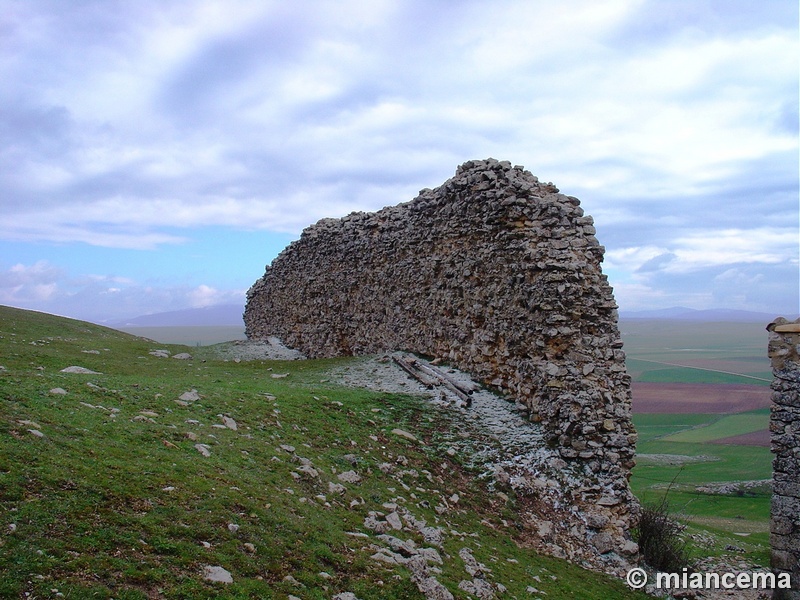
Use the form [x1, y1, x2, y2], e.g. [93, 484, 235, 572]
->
[187, 284, 243, 308]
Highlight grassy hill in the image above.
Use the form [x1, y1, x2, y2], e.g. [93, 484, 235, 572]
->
[0, 306, 646, 599]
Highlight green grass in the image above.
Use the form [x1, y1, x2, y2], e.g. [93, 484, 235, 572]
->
[659, 409, 769, 443]
[0, 305, 647, 599]
[630, 410, 772, 568]
[633, 413, 718, 443]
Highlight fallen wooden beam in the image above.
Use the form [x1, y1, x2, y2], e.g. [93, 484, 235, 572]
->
[391, 354, 438, 388]
[392, 352, 474, 407]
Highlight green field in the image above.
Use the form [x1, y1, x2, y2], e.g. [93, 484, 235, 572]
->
[659, 409, 769, 444]
[621, 319, 774, 567]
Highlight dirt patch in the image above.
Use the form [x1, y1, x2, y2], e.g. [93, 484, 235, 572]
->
[709, 429, 771, 447]
[632, 382, 771, 414]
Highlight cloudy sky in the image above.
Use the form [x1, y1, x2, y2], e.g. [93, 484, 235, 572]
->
[2, 0, 798, 323]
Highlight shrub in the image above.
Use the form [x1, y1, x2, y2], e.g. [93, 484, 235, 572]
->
[634, 496, 693, 573]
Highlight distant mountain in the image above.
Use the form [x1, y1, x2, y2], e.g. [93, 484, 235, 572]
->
[619, 307, 788, 323]
[112, 304, 244, 327]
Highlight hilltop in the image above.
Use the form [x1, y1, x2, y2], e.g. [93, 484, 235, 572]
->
[0, 305, 646, 599]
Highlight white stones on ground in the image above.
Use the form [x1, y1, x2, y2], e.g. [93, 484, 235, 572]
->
[49, 388, 67, 395]
[279, 444, 296, 453]
[459, 548, 489, 577]
[271, 373, 289, 379]
[227, 523, 240, 533]
[296, 464, 319, 479]
[283, 575, 303, 587]
[179, 389, 201, 402]
[337, 470, 361, 484]
[60, 366, 101, 374]
[328, 482, 346, 495]
[132, 415, 155, 423]
[385, 512, 403, 531]
[332, 593, 361, 600]
[28, 429, 45, 438]
[194, 444, 211, 457]
[202, 565, 232, 584]
[220, 416, 238, 430]
[149, 349, 170, 358]
[391, 428, 417, 442]
[458, 578, 496, 599]
[8, 523, 17, 533]
[172, 353, 193, 360]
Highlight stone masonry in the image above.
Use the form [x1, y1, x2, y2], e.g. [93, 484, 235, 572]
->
[245, 158, 638, 569]
[768, 317, 800, 599]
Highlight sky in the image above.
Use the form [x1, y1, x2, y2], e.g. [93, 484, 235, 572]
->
[1, 0, 798, 324]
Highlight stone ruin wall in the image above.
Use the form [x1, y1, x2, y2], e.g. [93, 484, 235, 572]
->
[768, 317, 800, 599]
[245, 158, 638, 567]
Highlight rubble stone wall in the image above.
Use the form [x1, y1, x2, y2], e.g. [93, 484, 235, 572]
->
[245, 158, 638, 567]
[767, 318, 800, 599]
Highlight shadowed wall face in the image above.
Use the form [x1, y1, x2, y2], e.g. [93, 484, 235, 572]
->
[245, 158, 638, 564]
[767, 318, 800, 600]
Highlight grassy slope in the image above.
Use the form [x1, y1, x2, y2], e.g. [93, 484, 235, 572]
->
[0, 306, 646, 600]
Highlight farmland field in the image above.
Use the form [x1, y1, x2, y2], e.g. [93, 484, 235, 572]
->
[621, 319, 775, 566]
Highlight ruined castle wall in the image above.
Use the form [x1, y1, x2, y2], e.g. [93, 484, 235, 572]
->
[245, 159, 637, 564]
[768, 318, 800, 599]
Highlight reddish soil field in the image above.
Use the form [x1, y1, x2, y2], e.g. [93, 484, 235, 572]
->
[710, 429, 771, 447]
[631, 382, 772, 414]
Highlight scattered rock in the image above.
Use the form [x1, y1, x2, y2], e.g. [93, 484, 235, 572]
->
[179, 390, 201, 402]
[297, 464, 319, 479]
[458, 578, 496, 599]
[385, 512, 403, 531]
[194, 444, 211, 457]
[221, 416, 238, 430]
[337, 470, 361, 484]
[283, 574, 304, 587]
[202, 565, 232, 584]
[172, 353, 193, 360]
[28, 429, 45, 438]
[60, 366, 101, 374]
[391, 428, 418, 442]
[328, 482, 346, 495]
[49, 388, 68, 395]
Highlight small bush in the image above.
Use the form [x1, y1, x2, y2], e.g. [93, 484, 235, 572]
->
[634, 497, 693, 573]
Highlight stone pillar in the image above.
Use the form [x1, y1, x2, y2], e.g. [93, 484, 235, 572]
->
[767, 317, 800, 599]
